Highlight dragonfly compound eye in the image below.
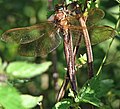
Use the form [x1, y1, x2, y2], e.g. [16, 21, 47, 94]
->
[55, 4, 66, 12]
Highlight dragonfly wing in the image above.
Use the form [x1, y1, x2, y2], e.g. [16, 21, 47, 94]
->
[1, 22, 56, 44]
[70, 29, 83, 46]
[87, 8, 105, 26]
[18, 30, 61, 57]
[89, 26, 116, 45]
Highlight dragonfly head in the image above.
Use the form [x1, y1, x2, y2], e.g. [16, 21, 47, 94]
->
[55, 4, 66, 12]
[54, 4, 68, 26]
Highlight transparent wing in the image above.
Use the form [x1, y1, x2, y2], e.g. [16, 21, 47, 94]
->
[89, 26, 116, 45]
[18, 31, 61, 57]
[87, 8, 105, 26]
[70, 29, 83, 46]
[1, 22, 56, 44]
[72, 26, 116, 46]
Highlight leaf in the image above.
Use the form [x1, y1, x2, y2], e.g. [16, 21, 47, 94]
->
[116, 19, 120, 35]
[65, 0, 73, 5]
[0, 57, 2, 67]
[0, 85, 25, 109]
[21, 95, 43, 108]
[98, 79, 114, 98]
[78, 53, 87, 65]
[52, 99, 73, 109]
[0, 57, 2, 66]
[116, 0, 120, 3]
[24, 6, 35, 17]
[52, 0, 58, 6]
[68, 89, 75, 98]
[113, 90, 120, 96]
[75, 77, 114, 107]
[6, 61, 52, 79]
[75, 76, 102, 107]
[0, 40, 18, 60]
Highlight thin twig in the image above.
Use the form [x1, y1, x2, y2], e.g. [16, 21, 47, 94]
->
[96, 38, 114, 76]
[56, 72, 69, 101]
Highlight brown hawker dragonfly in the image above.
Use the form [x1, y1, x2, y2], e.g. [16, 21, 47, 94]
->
[1, 4, 116, 57]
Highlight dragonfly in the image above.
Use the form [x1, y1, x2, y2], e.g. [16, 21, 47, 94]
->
[1, 4, 116, 57]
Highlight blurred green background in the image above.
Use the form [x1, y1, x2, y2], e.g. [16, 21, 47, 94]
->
[0, 0, 120, 109]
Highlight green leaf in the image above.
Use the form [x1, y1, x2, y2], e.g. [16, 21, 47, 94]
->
[115, 0, 120, 3]
[75, 76, 102, 107]
[75, 77, 114, 107]
[21, 95, 43, 108]
[98, 79, 114, 98]
[52, 99, 73, 109]
[0, 57, 2, 68]
[113, 90, 120, 97]
[0, 85, 25, 109]
[0, 57, 7, 73]
[6, 61, 52, 79]
[116, 19, 120, 35]
[0, 40, 18, 61]
[24, 6, 35, 17]
[78, 53, 87, 65]
[68, 89, 75, 98]
[65, 0, 73, 5]
[38, 1, 48, 21]
[52, 0, 58, 7]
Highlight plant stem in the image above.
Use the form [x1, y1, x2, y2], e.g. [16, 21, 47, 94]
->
[56, 72, 69, 101]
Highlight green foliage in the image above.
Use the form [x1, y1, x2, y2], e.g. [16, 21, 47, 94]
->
[75, 76, 115, 107]
[98, 79, 114, 98]
[0, 40, 18, 61]
[0, 85, 25, 109]
[52, 75, 115, 109]
[0, 0, 119, 109]
[0, 57, 51, 109]
[78, 53, 87, 65]
[116, 20, 120, 35]
[0, 85, 44, 109]
[116, 0, 120, 3]
[75, 76, 101, 107]
[24, 6, 36, 18]
[52, 99, 73, 109]
[6, 61, 52, 79]
[21, 94, 43, 108]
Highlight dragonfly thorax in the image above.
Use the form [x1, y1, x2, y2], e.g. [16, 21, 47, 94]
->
[54, 5, 69, 29]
